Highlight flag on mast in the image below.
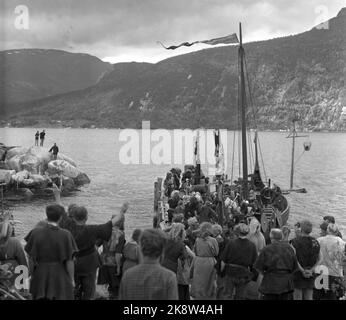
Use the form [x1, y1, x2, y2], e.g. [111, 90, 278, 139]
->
[158, 33, 239, 50]
[214, 130, 225, 176]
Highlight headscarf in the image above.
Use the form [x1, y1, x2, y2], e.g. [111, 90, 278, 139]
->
[248, 218, 261, 236]
[247, 218, 266, 253]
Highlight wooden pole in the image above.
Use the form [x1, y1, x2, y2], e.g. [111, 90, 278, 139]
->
[290, 121, 296, 190]
[239, 22, 248, 199]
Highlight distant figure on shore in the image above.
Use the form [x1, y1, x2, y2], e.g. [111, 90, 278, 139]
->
[49, 143, 59, 160]
[39, 130, 46, 146]
[35, 131, 39, 146]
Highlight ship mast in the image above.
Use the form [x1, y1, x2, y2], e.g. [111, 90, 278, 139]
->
[286, 117, 308, 191]
[239, 23, 248, 199]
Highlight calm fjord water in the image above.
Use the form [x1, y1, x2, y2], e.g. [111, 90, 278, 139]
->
[1, 128, 346, 239]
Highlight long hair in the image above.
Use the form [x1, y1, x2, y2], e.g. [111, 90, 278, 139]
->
[249, 218, 261, 236]
[168, 223, 186, 242]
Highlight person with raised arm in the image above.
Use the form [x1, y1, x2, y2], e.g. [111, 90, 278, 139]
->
[51, 182, 129, 300]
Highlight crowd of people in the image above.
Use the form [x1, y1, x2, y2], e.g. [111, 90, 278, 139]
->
[0, 182, 346, 300]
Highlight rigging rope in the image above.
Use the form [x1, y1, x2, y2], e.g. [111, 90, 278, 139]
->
[257, 137, 268, 182]
[244, 51, 268, 182]
[247, 130, 254, 174]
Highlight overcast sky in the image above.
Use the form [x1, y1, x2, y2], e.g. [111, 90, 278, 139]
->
[0, 0, 345, 63]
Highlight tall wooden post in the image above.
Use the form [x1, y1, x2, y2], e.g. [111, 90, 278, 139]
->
[290, 121, 296, 190]
[239, 23, 248, 199]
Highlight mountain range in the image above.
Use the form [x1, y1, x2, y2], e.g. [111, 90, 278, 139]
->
[1, 8, 346, 131]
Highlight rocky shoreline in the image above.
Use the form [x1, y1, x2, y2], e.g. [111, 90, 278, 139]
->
[0, 143, 90, 201]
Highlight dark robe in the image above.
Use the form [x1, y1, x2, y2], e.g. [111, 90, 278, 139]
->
[24, 224, 77, 300]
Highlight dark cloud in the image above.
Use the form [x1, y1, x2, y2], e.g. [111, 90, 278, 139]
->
[0, 0, 344, 62]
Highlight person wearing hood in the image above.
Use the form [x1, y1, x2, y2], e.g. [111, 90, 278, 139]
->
[247, 218, 266, 254]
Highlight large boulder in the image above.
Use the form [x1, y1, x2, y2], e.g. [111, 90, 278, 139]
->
[74, 172, 91, 186]
[47, 160, 80, 178]
[0, 169, 15, 184]
[5, 155, 23, 172]
[21, 153, 41, 173]
[28, 174, 51, 188]
[11, 170, 30, 183]
[57, 154, 77, 168]
[5, 147, 28, 160]
[62, 176, 75, 191]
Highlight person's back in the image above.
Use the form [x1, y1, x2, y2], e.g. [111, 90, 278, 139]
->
[72, 221, 113, 275]
[197, 204, 217, 223]
[24, 204, 77, 300]
[162, 238, 185, 273]
[254, 238, 297, 297]
[221, 237, 257, 267]
[25, 224, 74, 263]
[120, 262, 178, 300]
[317, 233, 345, 277]
[119, 228, 178, 300]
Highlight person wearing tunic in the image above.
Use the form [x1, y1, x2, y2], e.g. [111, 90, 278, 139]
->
[122, 229, 142, 274]
[162, 223, 188, 273]
[161, 223, 195, 300]
[247, 218, 266, 253]
[290, 220, 320, 300]
[314, 223, 346, 300]
[72, 204, 128, 300]
[24, 204, 77, 300]
[0, 222, 28, 286]
[185, 217, 199, 249]
[221, 223, 258, 300]
[119, 229, 178, 300]
[196, 202, 218, 224]
[254, 228, 298, 300]
[191, 222, 219, 300]
[212, 224, 229, 300]
[97, 220, 126, 300]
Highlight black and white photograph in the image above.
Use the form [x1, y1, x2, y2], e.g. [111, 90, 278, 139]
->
[0, 0, 346, 309]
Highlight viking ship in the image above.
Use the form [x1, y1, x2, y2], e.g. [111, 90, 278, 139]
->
[154, 23, 290, 236]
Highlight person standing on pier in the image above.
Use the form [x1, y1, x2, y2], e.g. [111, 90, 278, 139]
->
[49, 143, 59, 160]
[24, 204, 77, 300]
[314, 223, 346, 300]
[71, 204, 128, 300]
[35, 131, 39, 146]
[39, 130, 46, 147]
[254, 229, 298, 300]
[119, 229, 178, 300]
